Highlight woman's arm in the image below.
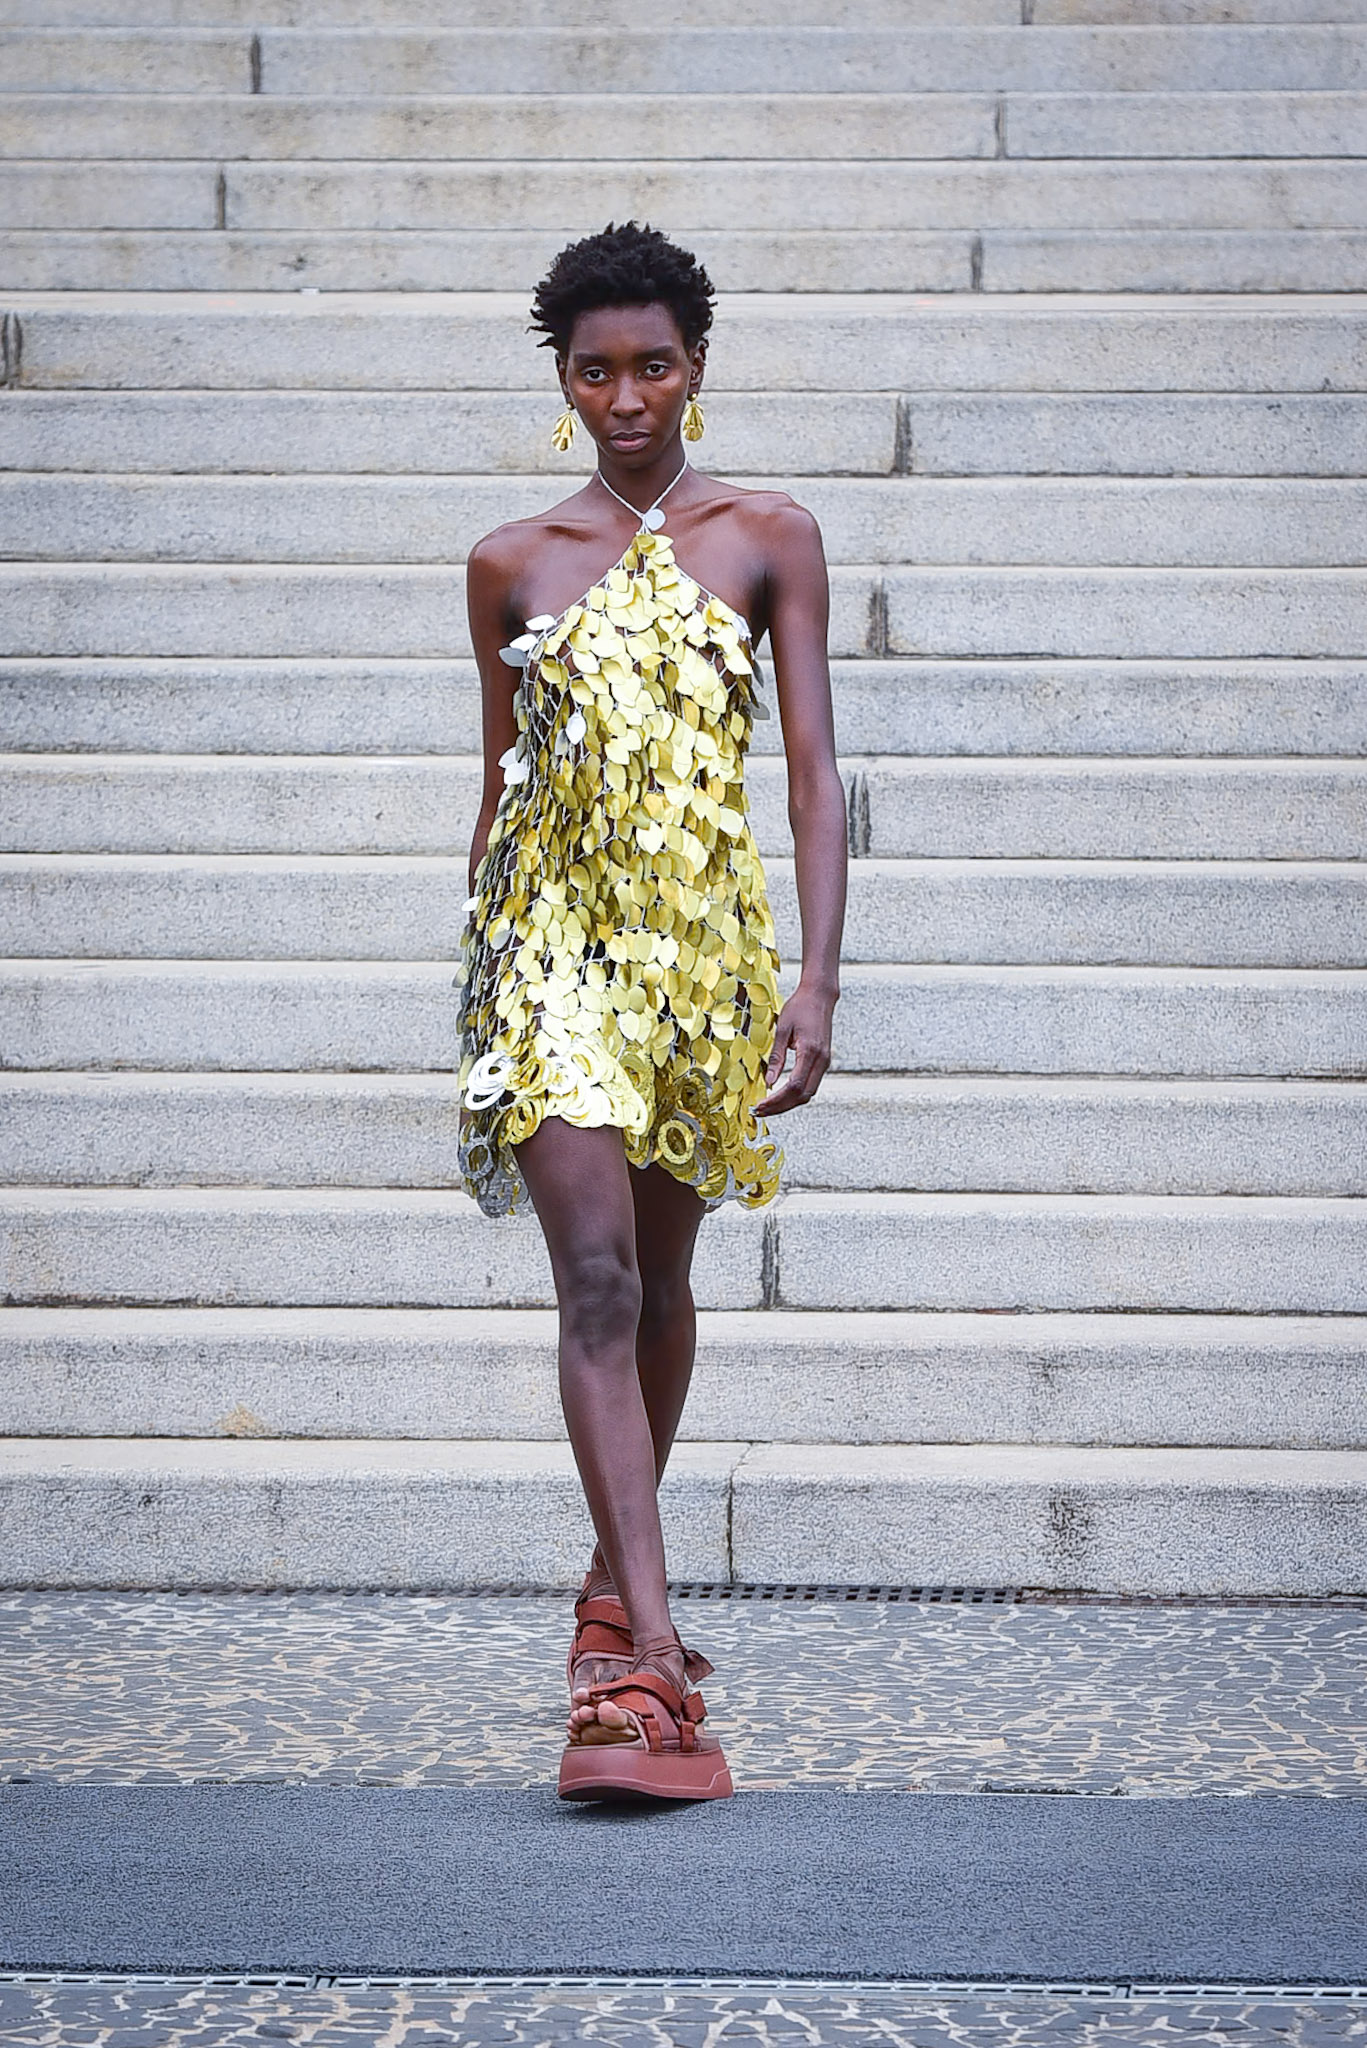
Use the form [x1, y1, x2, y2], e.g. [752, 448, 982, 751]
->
[755, 501, 848, 1116]
[465, 533, 521, 896]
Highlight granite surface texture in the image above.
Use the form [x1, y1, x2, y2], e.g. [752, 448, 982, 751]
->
[1, 1977, 1366, 2047]
[3, 1587, 1364, 1796]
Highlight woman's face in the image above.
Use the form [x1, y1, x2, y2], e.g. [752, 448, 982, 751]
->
[559, 301, 703, 466]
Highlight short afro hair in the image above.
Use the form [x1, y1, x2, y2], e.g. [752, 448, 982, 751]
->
[530, 221, 715, 357]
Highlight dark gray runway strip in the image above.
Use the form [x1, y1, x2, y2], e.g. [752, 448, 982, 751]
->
[2, 1787, 1363, 1984]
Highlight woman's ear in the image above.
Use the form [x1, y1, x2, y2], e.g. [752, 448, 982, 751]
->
[556, 356, 571, 403]
[689, 338, 708, 392]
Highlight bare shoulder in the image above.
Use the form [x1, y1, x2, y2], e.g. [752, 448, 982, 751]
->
[466, 520, 520, 592]
[705, 478, 824, 563]
[467, 487, 599, 581]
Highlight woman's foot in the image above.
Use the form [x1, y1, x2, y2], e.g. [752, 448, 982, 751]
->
[567, 1636, 687, 1746]
[566, 1564, 635, 1701]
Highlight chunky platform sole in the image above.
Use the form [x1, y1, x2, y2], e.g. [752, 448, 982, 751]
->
[557, 1741, 734, 1803]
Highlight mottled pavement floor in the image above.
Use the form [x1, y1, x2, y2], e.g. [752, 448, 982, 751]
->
[2, 1587, 1365, 2045]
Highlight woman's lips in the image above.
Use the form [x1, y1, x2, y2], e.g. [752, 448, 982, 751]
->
[610, 431, 650, 447]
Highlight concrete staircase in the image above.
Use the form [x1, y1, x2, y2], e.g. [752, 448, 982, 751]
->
[2, 0, 1365, 1594]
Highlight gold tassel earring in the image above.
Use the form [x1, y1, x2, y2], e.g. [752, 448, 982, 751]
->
[550, 405, 577, 453]
[682, 395, 706, 442]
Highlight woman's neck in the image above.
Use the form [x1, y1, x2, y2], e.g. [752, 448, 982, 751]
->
[594, 437, 690, 513]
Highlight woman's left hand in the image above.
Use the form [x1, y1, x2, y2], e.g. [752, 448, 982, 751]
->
[755, 984, 836, 1116]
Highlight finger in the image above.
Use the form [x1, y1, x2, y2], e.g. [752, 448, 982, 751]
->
[765, 1018, 795, 1089]
[757, 1052, 815, 1115]
[757, 1045, 828, 1116]
[759, 1050, 806, 1107]
[756, 1084, 802, 1117]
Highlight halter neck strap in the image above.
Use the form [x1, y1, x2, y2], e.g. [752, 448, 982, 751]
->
[596, 457, 690, 532]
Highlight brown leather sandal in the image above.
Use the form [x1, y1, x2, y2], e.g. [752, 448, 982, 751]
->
[558, 1643, 734, 1804]
[566, 1577, 714, 1695]
[565, 1578, 635, 1693]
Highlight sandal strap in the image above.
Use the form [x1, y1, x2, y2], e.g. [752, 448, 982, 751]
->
[571, 1619, 633, 1662]
[681, 1642, 714, 1684]
[571, 1597, 633, 1655]
[584, 1674, 668, 1753]
[586, 1667, 681, 1705]
[573, 1584, 629, 1626]
[569, 1592, 713, 1692]
[568, 1589, 634, 1675]
[583, 1668, 708, 1756]
[574, 1593, 630, 1628]
[642, 1622, 715, 1686]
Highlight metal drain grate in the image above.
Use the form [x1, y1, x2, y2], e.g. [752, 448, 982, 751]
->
[2, 1972, 1364, 2004]
[670, 1583, 1020, 1605]
[14, 1583, 1357, 1607]
[1018, 1589, 1367, 1609]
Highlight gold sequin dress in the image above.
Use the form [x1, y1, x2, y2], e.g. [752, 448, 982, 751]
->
[456, 526, 783, 1218]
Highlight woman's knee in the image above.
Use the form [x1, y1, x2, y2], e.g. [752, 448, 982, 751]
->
[556, 1241, 643, 1348]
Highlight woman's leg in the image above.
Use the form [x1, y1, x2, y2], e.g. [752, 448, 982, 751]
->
[580, 1158, 706, 1601]
[514, 1116, 685, 1735]
[632, 1158, 708, 1476]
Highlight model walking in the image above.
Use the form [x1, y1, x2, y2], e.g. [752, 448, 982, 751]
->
[457, 222, 847, 1801]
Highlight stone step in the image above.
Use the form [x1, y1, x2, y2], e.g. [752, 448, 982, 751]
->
[9, 158, 1367, 234]
[5, 960, 1363, 1078]
[1037, 0, 1367, 20]
[4, 1072, 1362, 1196]
[7, 25, 1364, 95]
[4, 1433, 1364, 1593]
[0, 28, 250, 92]
[1004, 89, 1367, 155]
[6, 657, 1362, 758]
[6, 1303, 1364, 1449]
[0, 563, 882, 659]
[12, 0, 1362, 24]
[2, 1184, 1362, 1311]
[8, 291, 1361, 395]
[731, 1442, 1367, 1594]
[18, 94, 1007, 165]
[8, 388, 1362, 479]
[901, 392, 1367, 475]
[6, 754, 1363, 860]
[0, 753, 789, 858]
[0, 1184, 743, 1309]
[5, 474, 1362, 568]
[0, 230, 979, 301]
[881, 568, 1367, 657]
[4, 854, 1364, 965]
[6, 227, 1365, 293]
[3, 0, 1034, 26]
[202, 26, 1367, 95]
[0, 390, 903, 479]
[3, 565, 1363, 660]
[9, 91, 1366, 162]
[0, 1434, 729, 1589]
[772, 1190, 1367, 1312]
[3, 0, 1019, 23]
[855, 758, 1367, 858]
